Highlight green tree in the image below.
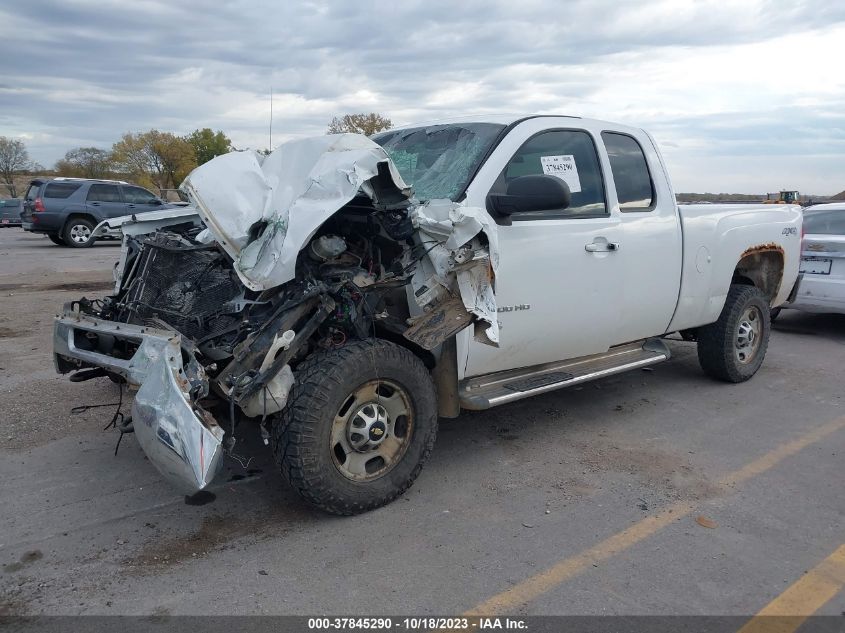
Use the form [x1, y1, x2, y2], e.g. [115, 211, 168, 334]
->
[185, 128, 232, 165]
[327, 113, 393, 136]
[0, 136, 33, 197]
[112, 130, 197, 191]
[54, 147, 114, 179]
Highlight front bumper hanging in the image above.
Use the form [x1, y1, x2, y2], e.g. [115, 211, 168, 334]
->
[54, 306, 225, 492]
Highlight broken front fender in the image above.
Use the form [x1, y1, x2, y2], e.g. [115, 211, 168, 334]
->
[132, 346, 224, 493]
[54, 311, 224, 492]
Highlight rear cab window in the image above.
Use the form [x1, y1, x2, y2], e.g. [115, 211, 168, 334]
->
[490, 129, 607, 219]
[44, 182, 83, 199]
[601, 132, 654, 211]
[86, 184, 123, 203]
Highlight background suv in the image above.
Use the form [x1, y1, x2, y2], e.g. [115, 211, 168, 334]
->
[20, 178, 176, 247]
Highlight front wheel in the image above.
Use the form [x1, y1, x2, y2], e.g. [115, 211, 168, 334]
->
[696, 284, 771, 382]
[272, 340, 438, 515]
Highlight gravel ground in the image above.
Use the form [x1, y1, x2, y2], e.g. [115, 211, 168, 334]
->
[1, 228, 843, 617]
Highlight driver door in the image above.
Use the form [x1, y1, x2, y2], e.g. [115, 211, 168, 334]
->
[463, 125, 623, 377]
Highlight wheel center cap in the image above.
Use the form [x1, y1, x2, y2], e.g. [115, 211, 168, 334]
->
[368, 421, 387, 442]
[348, 402, 389, 451]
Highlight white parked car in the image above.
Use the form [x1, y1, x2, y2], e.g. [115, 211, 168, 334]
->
[779, 203, 845, 315]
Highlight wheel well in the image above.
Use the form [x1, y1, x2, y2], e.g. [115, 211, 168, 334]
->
[372, 328, 436, 370]
[732, 246, 784, 301]
[63, 213, 96, 232]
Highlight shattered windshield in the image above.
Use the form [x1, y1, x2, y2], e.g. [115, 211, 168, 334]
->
[373, 123, 505, 201]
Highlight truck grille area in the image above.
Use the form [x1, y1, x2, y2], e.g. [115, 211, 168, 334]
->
[118, 235, 243, 342]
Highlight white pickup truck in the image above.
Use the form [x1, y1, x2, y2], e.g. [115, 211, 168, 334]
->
[53, 115, 802, 514]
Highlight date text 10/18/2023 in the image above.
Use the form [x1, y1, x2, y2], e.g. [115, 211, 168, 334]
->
[307, 617, 529, 630]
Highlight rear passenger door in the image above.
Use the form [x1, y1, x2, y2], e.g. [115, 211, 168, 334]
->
[85, 184, 127, 220]
[601, 131, 682, 344]
[122, 185, 163, 214]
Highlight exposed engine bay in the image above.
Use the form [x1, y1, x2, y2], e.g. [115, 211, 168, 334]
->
[87, 196, 479, 410]
[53, 133, 500, 493]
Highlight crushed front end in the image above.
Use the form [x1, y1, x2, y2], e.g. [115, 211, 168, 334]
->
[53, 221, 236, 492]
[53, 133, 500, 495]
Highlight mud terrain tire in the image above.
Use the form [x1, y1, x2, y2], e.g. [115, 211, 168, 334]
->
[697, 284, 770, 383]
[272, 339, 438, 515]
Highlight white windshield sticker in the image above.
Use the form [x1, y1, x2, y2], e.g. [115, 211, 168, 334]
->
[540, 155, 582, 193]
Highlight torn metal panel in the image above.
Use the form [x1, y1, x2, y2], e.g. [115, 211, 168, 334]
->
[403, 296, 473, 350]
[410, 200, 500, 346]
[411, 199, 500, 261]
[54, 308, 224, 492]
[182, 134, 412, 292]
[183, 133, 501, 346]
[132, 345, 224, 493]
[93, 207, 202, 238]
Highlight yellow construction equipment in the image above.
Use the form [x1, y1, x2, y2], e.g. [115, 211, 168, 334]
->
[764, 190, 800, 204]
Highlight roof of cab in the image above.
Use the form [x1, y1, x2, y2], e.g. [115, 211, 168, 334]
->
[384, 114, 646, 137]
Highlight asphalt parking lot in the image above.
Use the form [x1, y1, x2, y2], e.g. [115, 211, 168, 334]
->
[1, 227, 843, 618]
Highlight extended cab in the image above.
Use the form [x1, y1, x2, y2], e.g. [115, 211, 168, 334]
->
[52, 116, 801, 514]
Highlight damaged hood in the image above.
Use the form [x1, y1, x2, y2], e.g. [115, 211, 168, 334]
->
[181, 132, 501, 345]
[182, 133, 411, 291]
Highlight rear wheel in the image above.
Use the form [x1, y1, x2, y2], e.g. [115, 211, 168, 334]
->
[272, 340, 438, 515]
[697, 284, 770, 382]
[48, 234, 66, 246]
[63, 218, 96, 248]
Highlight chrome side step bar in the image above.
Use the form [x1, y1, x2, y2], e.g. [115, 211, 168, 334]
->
[459, 339, 670, 410]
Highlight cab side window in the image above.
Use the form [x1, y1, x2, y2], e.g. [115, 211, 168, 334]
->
[491, 130, 607, 218]
[602, 132, 654, 211]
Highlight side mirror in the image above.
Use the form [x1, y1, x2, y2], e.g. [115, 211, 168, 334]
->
[487, 174, 571, 216]
[150, 198, 164, 205]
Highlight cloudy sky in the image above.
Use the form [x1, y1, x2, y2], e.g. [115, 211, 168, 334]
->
[1, 0, 843, 194]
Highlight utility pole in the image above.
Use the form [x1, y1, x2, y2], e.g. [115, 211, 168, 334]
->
[269, 87, 273, 151]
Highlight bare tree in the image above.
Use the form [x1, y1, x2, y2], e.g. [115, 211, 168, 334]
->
[0, 137, 33, 197]
[327, 113, 393, 136]
[54, 147, 114, 179]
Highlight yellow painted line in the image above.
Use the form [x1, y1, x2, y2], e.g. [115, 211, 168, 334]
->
[737, 544, 845, 633]
[466, 415, 845, 616]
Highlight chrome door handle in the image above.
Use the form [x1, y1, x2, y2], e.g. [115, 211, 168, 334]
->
[585, 241, 620, 252]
